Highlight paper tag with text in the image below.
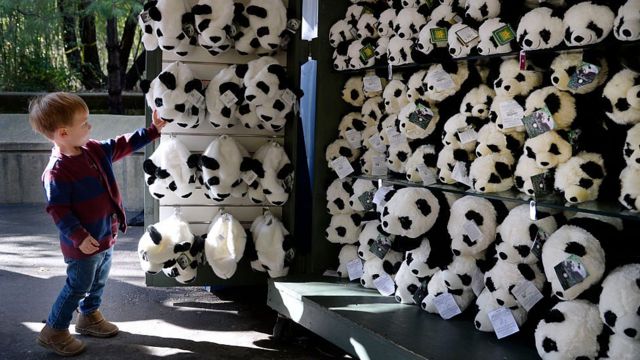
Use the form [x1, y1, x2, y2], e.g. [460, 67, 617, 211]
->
[374, 273, 396, 296]
[347, 258, 364, 281]
[332, 156, 355, 179]
[512, 281, 543, 311]
[489, 307, 519, 339]
[434, 293, 462, 320]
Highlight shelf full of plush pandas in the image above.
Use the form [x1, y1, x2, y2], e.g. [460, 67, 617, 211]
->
[330, 0, 640, 71]
[138, 0, 299, 58]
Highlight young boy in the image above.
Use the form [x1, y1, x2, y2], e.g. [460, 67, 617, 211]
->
[29, 92, 166, 356]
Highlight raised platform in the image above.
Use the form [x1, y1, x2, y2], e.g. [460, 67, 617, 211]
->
[267, 276, 538, 360]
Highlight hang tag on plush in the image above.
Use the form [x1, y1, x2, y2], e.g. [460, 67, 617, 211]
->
[242, 170, 258, 185]
[446, 14, 463, 25]
[386, 127, 406, 146]
[519, 50, 527, 70]
[499, 100, 525, 129]
[373, 186, 393, 207]
[220, 90, 238, 108]
[345, 129, 363, 149]
[181, 16, 197, 40]
[492, 24, 516, 46]
[284, 248, 295, 263]
[523, 106, 555, 138]
[358, 190, 376, 211]
[434, 293, 462, 320]
[489, 307, 519, 339]
[554, 255, 589, 291]
[370, 233, 395, 259]
[568, 62, 600, 90]
[374, 273, 396, 296]
[455, 26, 479, 47]
[463, 220, 483, 243]
[227, 23, 238, 39]
[176, 253, 193, 270]
[360, 43, 375, 62]
[409, 103, 434, 129]
[387, 63, 393, 80]
[430, 27, 448, 44]
[452, 161, 471, 186]
[188, 90, 206, 109]
[363, 75, 383, 93]
[368, 134, 387, 153]
[531, 172, 554, 198]
[372, 155, 388, 177]
[531, 228, 548, 259]
[347, 258, 364, 281]
[457, 125, 478, 144]
[283, 172, 294, 193]
[139, 11, 152, 24]
[281, 89, 296, 107]
[286, 18, 301, 34]
[332, 156, 354, 179]
[512, 280, 543, 312]
[424, 0, 436, 9]
[350, 27, 359, 39]
[427, 66, 456, 91]
[472, 267, 485, 296]
[323, 269, 341, 278]
[413, 279, 430, 304]
[417, 164, 437, 185]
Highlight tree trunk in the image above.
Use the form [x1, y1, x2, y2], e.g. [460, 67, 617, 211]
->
[125, 51, 146, 90]
[79, 0, 105, 89]
[106, 17, 123, 114]
[57, 0, 82, 79]
[119, 9, 138, 87]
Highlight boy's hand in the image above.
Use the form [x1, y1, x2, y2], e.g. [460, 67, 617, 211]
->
[79, 236, 100, 254]
[152, 110, 167, 132]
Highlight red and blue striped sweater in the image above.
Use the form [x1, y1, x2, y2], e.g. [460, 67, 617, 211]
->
[42, 125, 160, 259]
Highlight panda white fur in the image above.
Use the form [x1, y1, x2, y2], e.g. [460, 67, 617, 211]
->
[420, 270, 476, 314]
[387, 36, 415, 66]
[326, 213, 363, 244]
[523, 130, 573, 170]
[326, 138, 360, 168]
[441, 255, 483, 293]
[475, 122, 526, 158]
[200, 135, 249, 202]
[599, 263, 640, 341]
[550, 53, 609, 95]
[602, 69, 640, 126]
[336, 244, 359, 278]
[138, 1, 160, 51]
[469, 153, 515, 193]
[380, 187, 441, 238]
[493, 58, 543, 98]
[205, 211, 247, 279]
[517, 6, 564, 51]
[437, 146, 475, 185]
[425, 62, 470, 102]
[413, 4, 457, 57]
[349, 179, 378, 212]
[245, 0, 287, 52]
[141, 0, 195, 55]
[394, 260, 423, 304]
[244, 61, 286, 107]
[329, 19, 356, 48]
[464, 0, 501, 22]
[448, 23, 478, 59]
[393, 7, 427, 40]
[386, 139, 412, 174]
[484, 259, 547, 308]
[460, 84, 495, 119]
[614, 0, 640, 41]
[405, 70, 428, 103]
[398, 100, 441, 140]
[357, 13, 379, 40]
[448, 195, 501, 257]
[192, 0, 234, 56]
[473, 288, 528, 332]
[327, 178, 354, 215]
[405, 145, 439, 183]
[249, 211, 292, 278]
[143, 138, 198, 200]
[349, 38, 378, 69]
[563, 1, 614, 47]
[534, 300, 603, 360]
[477, 18, 513, 56]
[383, 79, 410, 115]
[249, 141, 293, 206]
[603, 334, 640, 360]
[358, 220, 383, 261]
[378, 8, 396, 38]
[342, 76, 366, 106]
[620, 165, 640, 211]
[524, 86, 577, 130]
[360, 250, 403, 289]
[375, 36, 391, 62]
[205, 64, 244, 129]
[624, 123, 640, 169]
[554, 152, 606, 204]
[514, 155, 547, 196]
[441, 113, 486, 152]
[138, 215, 195, 275]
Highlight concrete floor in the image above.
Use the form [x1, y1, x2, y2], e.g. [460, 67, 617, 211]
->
[0, 204, 349, 359]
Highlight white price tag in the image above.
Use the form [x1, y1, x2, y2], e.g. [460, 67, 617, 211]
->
[281, 89, 296, 107]
[455, 25, 479, 46]
[488, 307, 520, 339]
[188, 91, 206, 109]
[332, 156, 355, 179]
[373, 186, 393, 206]
[368, 134, 387, 153]
[463, 220, 483, 243]
[472, 267, 485, 296]
[139, 11, 152, 24]
[417, 164, 437, 185]
[373, 273, 396, 296]
[323, 269, 341, 278]
[434, 293, 462, 320]
[363, 75, 383, 93]
[427, 66, 455, 91]
[512, 281, 543, 312]
[220, 90, 238, 108]
[372, 155, 388, 176]
[347, 258, 364, 281]
[452, 161, 470, 186]
[345, 129, 362, 149]
[457, 127, 478, 144]
[242, 171, 258, 185]
[499, 100, 525, 129]
[385, 127, 406, 146]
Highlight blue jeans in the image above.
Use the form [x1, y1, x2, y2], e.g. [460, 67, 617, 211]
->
[47, 247, 113, 330]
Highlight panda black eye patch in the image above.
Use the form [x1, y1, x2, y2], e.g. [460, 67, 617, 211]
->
[586, 21, 604, 39]
[540, 29, 551, 44]
[549, 143, 561, 155]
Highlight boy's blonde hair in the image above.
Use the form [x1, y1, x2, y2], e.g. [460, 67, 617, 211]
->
[28, 92, 89, 139]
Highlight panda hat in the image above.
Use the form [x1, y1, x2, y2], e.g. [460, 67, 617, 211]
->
[200, 135, 250, 202]
[138, 1, 160, 51]
[205, 211, 247, 279]
[522, 130, 573, 170]
[356, 13, 379, 40]
[336, 244, 359, 278]
[246, 141, 293, 206]
[161, 234, 204, 285]
[143, 137, 199, 200]
[248, 210, 292, 278]
[138, 214, 196, 273]
[191, 0, 235, 56]
[205, 65, 246, 129]
[245, 0, 287, 53]
[139, 0, 195, 55]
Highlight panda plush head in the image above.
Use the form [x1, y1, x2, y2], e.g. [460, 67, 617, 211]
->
[523, 130, 573, 170]
[205, 211, 247, 279]
[326, 213, 363, 244]
[624, 123, 640, 168]
[524, 86, 577, 130]
[442, 113, 487, 152]
[387, 36, 414, 66]
[554, 152, 606, 204]
[494, 59, 543, 98]
[192, 0, 235, 56]
[474, 288, 528, 332]
[361, 96, 386, 124]
[475, 122, 526, 158]
[602, 69, 640, 126]
[357, 220, 383, 261]
[441, 255, 483, 292]
[477, 18, 513, 56]
[364, 72, 388, 99]
[205, 65, 244, 129]
[333, 41, 352, 71]
[249, 141, 294, 206]
[550, 53, 609, 95]
[599, 263, 640, 341]
[464, 0, 501, 23]
[244, 63, 288, 106]
[421, 270, 476, 313]
[604, 333, 640, 360]
[348, 38, 378, 69]
[469, 153, 515, 193]
[448, 196, 503, 257]
[329, 19, 356, 48]
[327, 178, 354, 215]
[361, 125, 383, 151]
[200, 135, 249, 202]
[393, 7, 427, 40]
[357, 13, 379, 40]
[375, 36, 391, 62]
[398, 100, 441, 140]
[360, 250, 403, 289]
[484, 259, 547, 308]
[380, 187, 441, 238]
[413, 4, 457, 57]
[460, 84, 495, 119]
[378, 8, 396, 37]
[386, 139, 412, 174]
[349, 179, 378, 212]
[488, 95, 527, 134]
[144, 0, 194, 54]
[404, 237, 440, 278]
[424, 62, 470, 102]
[614, 0, 640, 41]
[534, 300, 604, 360]
[383, 79, 410, 115]
[249, 211, 292, 278]
[563, 1, 615, 47]
[359, 148, 384, 176]
[138, 215, 196, 272]
[448, 23, 478, 59]
[405, 145, 438, 183]
[161, 237, 201, 284]
[138, 1, 159, 51]
[517, 6, 564, 51]
[336, 244, 359, 278]
[619, 165, 640, 211]
[342, 76, 366, 106]
[245, 0, 287, 52]
[514, 155, 547, 196]
[437, 146, 475, 185]
[326, 138, 360, 168]
[339, 112, 369, 139]
[406, 70, 428, 103]
[394, 260, 423, 304]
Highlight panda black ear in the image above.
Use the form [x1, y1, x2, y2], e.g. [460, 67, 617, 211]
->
[148, 5, 161, 22]
[140, 79, 151, 94]
[494, 162, 512, 179]
[351, 213, 362, 226]
[580, 160, 605, 179]
[384, 189, 397, 202]
[147, 225, 162, 245]
[452, 148, 470, 162]
[191, 4, 212, 15]
[441, 60, 460, 75]
[184, 79, 202, 94]
[505, 135, 521, 154]
[417, 4, 431, 17]
[187, 154, 201, 169]
[277, 163, 294, 180]
[158, 72, 177, 90]
[282, 234, 293, 251]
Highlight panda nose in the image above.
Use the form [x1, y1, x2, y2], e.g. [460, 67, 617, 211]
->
[210, 36, 222, 43]
[349, 200, 354, 206]
[395, 295, 402, 302]
[524, 39, 533, 47]
[412, 269, 418, 275]
[478, 108, 484, 114]
[478, 47, 484, 54]
[504, 85, 511, 91]
[497, 123, 503, 129]
[623, 29, 632, 37]
[163, 45, 175, 50]
[479, 187, 485, 192]
[540, 161, 550, 167]
[574, 35, 584, 43]
[359, 251, 363, 257]
[570, 196, 578, 203]
[449, 48, 456, 55]
[361, 279, 366, 286]
[399, 33, 405, 39]
[636, 158, 640, 164]
[403, 0, 408, 5]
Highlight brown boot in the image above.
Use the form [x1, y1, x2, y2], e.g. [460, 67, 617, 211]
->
[75, 310, 119, 338]
[37, 324, 86, 357]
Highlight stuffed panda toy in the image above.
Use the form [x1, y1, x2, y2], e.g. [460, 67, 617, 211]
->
[420, 270, 476, 314]
[405, 145, 439, 183]
[386, 139, 412, 174]
[205, 211, 247, 279]
[464, 0, 501, 23]
[619, 165, 640, 211]
[375, 36, 391, 63]
[437, 145, 475, 185]
[137, 214, 196, 276]
[378, 8, 396, 38]
[412, 4, 458, 59]
[554, 151, 606, 204]
[327, 178, 355, 215]
[191, 0, 234, 56]
[522, 130, 573, 170]
[403, 237, 441, 279]
[329, 19, 356, 48]
[143, 137, 198, 200]
[342, 76, 367, 107]
[495, 204, 560, 265]
[442, 113, 486, 152]
[359, 148, 385, 176]
[517, 6, 564, 51]
[357, 13, 379, 40]
[488, 95, 527, 134]
[563, 1, 615, 47]
[383, 79, 410, 115]
[246, 141, 293, 206]
[249, 211, 292, 278]
[387, 36, 415, 66]
[339, 112, 370, 140]
[394, 260, 423, 304]
[599, 263, 640, 341]
[349, 179, 378, 212]
[405, 70, 428, 103]
[393, 7, 427, 40]
[160, 232, 203, 284]
[349, 37, 379, 69]
[379, 187, 441, 239]
[441, 0, 469, 11]
[336, 244, 359, 278]
[475, 122, 526, 158]
[477, 18, 514, 56]
[424, 62, 471, 102]
[326, 138, 360, 170]
[514, 155, 549, 196]
[441, 255, 483, 294]
[601, 333, 640, 360]
[483, 257, 547, 308]
[493, 58, 543, 98]
[360, 250, 403, 289]
[473, 288, 528, 332]
[614, 0, 640, 41]
[200, 135, 249, 202]
[137, 0, 196, 55]
[602, 68, 640, 126]
[361, 96, 386, 124]
[138, 1, 160, 51]
[205, 64, 245, 129]
[398, 100, 441, 140]
[459, 84, 495, 120]
[448, 195, 506, 257]
[624, 123, 640, 169]
[448, 22, 478, 59]
[245, 0, 287, 52]
[357, 220, 383, 261]
[534, 300, 604, 360]
[326, 213, 363, 244]
[550, 53, 609, 95]
[469, 153, 515, 193]
[524, 86, 577, 130]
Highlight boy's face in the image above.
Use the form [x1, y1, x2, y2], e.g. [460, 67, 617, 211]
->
[60, 110, 91, 147]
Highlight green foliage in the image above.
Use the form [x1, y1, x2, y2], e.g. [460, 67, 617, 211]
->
[85, 0, 143, 20]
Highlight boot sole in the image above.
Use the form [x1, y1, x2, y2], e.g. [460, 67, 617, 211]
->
[76, 328, 119, 338]
[36, 337, 86, 357]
